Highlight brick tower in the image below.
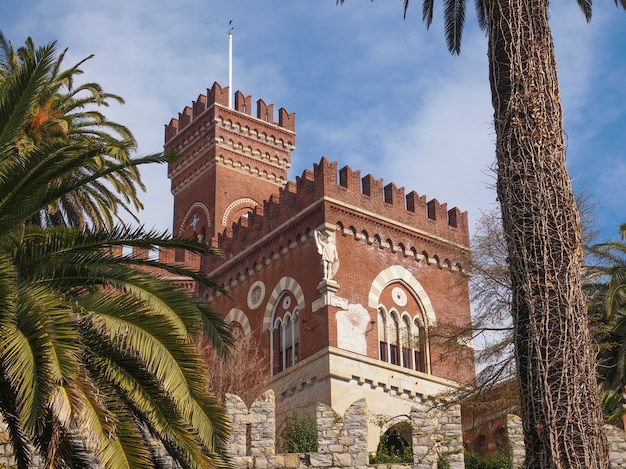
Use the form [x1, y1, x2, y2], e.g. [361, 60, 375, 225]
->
[165, 82, 295, 242]
[165, 83, 475, 452]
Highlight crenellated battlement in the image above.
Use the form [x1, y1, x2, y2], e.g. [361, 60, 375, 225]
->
[314, 158, 468, 237]
[164, 82, 295, 145]
[210, 157, 469, 261]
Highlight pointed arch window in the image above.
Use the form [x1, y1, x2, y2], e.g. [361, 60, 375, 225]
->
[272, 318, 283, 375]
[270, 300, 300, 375]
[401, 315, 412, 369]
[413, 317, 427, 373]
[283, 313, 299, 368]
[376, 295, 430, 373]
[389, 311, 400, 366]
[378, 308, 388, 362]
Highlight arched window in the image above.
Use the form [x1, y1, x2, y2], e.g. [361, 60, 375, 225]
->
[494, 426, 507, 454]
[473, 434, 488, 457]
[389, 312, 400, 365]
[230, 321, 245, 341]
[378, 308, 388, 361]
[401, 316, 412, 369]
[375, 282, 431, 373]
[375, 422, 412, 462]
[270, 293, 300, 375]
[283, 313, 299, 368]
[413, 317, 427, 373]
[272, 317, 283, 375]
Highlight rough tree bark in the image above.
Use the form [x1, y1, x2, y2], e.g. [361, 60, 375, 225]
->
[485, 0, 609, 467]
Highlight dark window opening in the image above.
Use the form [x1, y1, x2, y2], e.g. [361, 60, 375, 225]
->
[402, 347, 411, 369]
[389, 344, 398, 365]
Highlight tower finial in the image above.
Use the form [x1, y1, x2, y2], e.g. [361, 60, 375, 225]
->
[228, 20, 233, 109]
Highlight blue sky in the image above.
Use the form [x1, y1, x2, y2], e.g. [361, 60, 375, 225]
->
[2, 0, 624, 242]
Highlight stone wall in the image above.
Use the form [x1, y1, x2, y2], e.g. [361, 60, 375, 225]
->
[224, 389, 464, 469]
[606, 424, 626, 468]
[412, 404, 464, 469]
[506, 413, 626, 468]
[0, 389, 463, 469]
[5, 400, 626, 468]
[0, 420, 43, 469]
[0, 420, 13, 469]
[505, 414, 525, 469]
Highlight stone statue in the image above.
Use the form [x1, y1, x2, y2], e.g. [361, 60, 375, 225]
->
[314, 230, 339, 280]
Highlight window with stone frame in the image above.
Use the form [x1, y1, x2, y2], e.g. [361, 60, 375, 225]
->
[378, 308, 387, 362]
[377, 305, 428, 373]
[389, 311, 400, 366]
[270, 293, 300, 375]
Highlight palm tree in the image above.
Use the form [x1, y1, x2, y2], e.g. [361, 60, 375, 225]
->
[587, 225, 626, 425]
[0, 33, 145, 229]
[0, 38, 232, 468]
[336, 0, 625, 466]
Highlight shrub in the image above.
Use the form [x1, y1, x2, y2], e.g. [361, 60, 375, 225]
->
[369, 430, 413, 464]
[280, 412, 318, 453]
[464, 450, 509, 469]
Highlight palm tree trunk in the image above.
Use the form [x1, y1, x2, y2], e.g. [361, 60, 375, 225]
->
[484, 0, 609, 467]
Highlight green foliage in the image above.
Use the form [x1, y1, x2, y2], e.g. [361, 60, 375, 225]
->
[464, 450, 509, 469]
[369, 449, 413, 465]
[280, 412, 318, 453]
[437, 453, 451, 469]
[369, 430, 413, 464]
[601, 388, 626, 425]
[586, 224, 626, 423]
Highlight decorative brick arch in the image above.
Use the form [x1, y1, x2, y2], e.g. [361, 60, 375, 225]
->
[222, 197, 259, 226]
[178, 202, 211, 235]
[263, 277, 305, 331]
[368, 265, 437, 326]
[224, 308, 252, 336]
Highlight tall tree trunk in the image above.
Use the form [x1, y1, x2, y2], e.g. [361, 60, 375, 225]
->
[485, 0, 609, 467]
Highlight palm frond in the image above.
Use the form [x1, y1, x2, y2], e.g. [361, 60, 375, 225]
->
[0, 145, 166, 233]
[0, 40, 56, 154]
[198, 303, 234, 358]
[475, 0, 488, 31]
[420, 0, 434, 27]
[86, 348, 221, 468]
[0, 251, 17, 321]
[0, 382, 33, 469]
[577, 0, 593, 20]
[443, 0, 467, 54]
[12, 225, 223, 289]
[1, 283, 80, 435]
[1, 36, 149, 230]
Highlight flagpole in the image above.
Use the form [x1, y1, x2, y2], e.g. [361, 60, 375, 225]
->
[228, 21, 233, 109]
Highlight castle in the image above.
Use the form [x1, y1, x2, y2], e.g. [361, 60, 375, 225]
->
[164, 82, 476, 452]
